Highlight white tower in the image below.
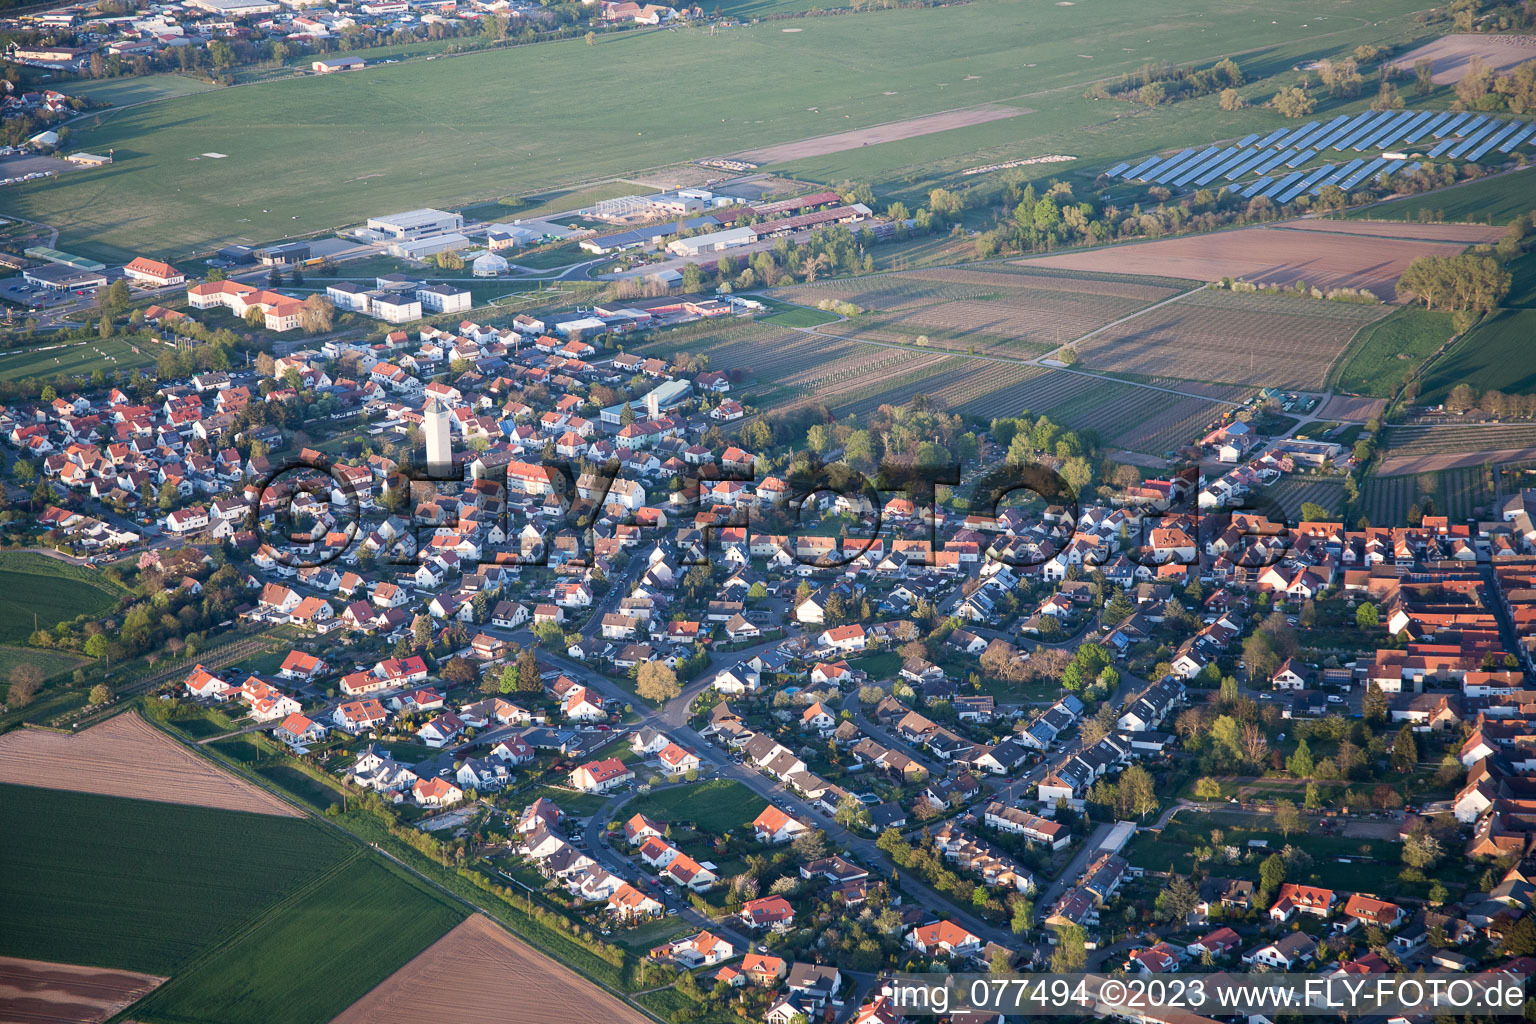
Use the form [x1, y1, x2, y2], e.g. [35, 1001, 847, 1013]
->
[424, 397, 453, 477]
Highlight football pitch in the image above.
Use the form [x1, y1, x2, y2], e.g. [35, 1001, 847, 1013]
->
[6, 0, 1430, 262]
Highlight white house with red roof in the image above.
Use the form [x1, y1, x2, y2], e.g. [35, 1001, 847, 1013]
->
[278, 650, 327, 681]
[906, 920, 982, 958]
[413, 776, 464, 807]
[570, 757, 633, 793]
[653, 930, 734, 968]
[656, 742, 701, 776]
[752, 805, 809, 844]
[417, 712, 465, 748]
[332, 698, 389, 734]
[272, 712, 328, 751]
[184, 664, 232, 699]
[1269, 883, 1336, 922]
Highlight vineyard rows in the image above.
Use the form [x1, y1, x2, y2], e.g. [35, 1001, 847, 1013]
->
[1360, 464, 1497, 526]
[1075, 288, 1388, 390]
[1259, 478, 1348, 522]
[1382, 423, 1536, 456]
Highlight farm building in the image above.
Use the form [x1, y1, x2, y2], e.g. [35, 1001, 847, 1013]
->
[312, 57, 364, 73]
[665, 226, 754, 257]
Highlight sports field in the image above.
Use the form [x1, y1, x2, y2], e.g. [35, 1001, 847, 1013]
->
[6, 0, 1432, 261]
[0, 784, 350, 974]
[0, 553, 124, 644]
[1327, 306, 1456, 398]
[1419, 309, 1536, 403]
[1346, 167, 1536, 225]
[0, 337, 160, 384]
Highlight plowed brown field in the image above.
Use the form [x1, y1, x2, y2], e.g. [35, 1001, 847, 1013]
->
[330, 915, 653, 1024]
[0, 957, 164, 1024]
[0, 713, 297, 816]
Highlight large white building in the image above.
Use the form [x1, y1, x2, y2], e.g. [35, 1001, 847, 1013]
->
[418, 284, 472, 314]
[424, 398, 453, 477]
[366, 209, 464, 242]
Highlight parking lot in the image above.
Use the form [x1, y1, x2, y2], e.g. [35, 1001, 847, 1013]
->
[0, 276, 76, 310]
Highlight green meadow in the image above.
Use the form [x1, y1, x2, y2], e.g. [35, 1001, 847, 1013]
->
[7, 0, 1432, 262]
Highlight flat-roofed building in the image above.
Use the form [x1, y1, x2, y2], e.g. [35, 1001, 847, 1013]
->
[366, 208, 464, 242]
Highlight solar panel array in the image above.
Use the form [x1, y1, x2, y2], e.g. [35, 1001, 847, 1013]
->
[1108, 108, 1532, 201]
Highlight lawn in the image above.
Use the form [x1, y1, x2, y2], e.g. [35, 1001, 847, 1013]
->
[0, 337, 160, 383]
[624, 779, 767, 834]
[0, 553, 124, 644]
[1326, 305, 1456, 397]
[70, 74, 220, 107]
[756, 298, 842, 328]
[1419, 308, 1536, 402]
[132, 856, 465, 1024]
[6, 0, 1434, 261]
[1346, 166, 1536, 225]
[0, 783, 351, 975]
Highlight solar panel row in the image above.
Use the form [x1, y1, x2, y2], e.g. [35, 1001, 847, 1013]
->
[1403, 111, 1452, 144]
[1500, 124, 1535, 154]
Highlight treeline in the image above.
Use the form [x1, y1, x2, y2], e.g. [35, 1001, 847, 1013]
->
[1443, 384, 1536, 418]
[1087, 58, 1244, 107]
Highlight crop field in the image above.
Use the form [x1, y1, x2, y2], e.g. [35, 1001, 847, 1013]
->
[0, 783, 349, 975]
[781, 267, 1185, 359]
[0, 552, 124, 644]
[0, 713, 302, 816]
[0, 337, 160, 384]
[1419, 309, 1536, 403]
[132, 856, 464, 1024]
[1068, 288, 1391, 389]
[1387, 33, 1536, 83]
[1506, 249, 1536, 309]
[1376, 421, 1536, 474]
[0, 644, 88, 684]
[1327, 306, 1457, 398]
[1347, 167, 1536, 225]
[1258, 477, 1347, 522]
[1021, 225, 1476, 300]
[331, 914, 651, 1024]
[5, 0, 1435, 260]
[1360, 464, 1498, 524]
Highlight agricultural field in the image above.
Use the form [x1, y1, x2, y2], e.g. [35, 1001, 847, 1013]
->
[781, 266, 1187, 359]
[0, 552, 124, 645]
[1019, 223, 1482, 299]
[1068, 288, 1390, 389]
[0, 644, 89, 684]
[132, 856, 464, 1024]
[330, 915, 652, 1024]
[1360, 463, 1499, 525]
[0, 957, 166, 1024]
[1387, 33, 1536, 83]
[1326, 306, 1457, 398]
[0, 783, 349, 974]
[1346, 166, 1536, 225]
[1419, 308, 1536, 403]
[623, 779, 768, 834]
[1505, 248, 1536, 309]
[1256, 477, 1347, 522]
[5, 0, 1436, 261]
[0, 712, 302, 816]
[0, 337, 160, 384]
[1376, 421, 1536, 474]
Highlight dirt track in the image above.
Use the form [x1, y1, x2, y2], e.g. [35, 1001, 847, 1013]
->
[732, 104, 1026, 165]
[330, 915, 653, 1024]
[0, 713, 298, 817]
[0, 957, 164, 1024]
